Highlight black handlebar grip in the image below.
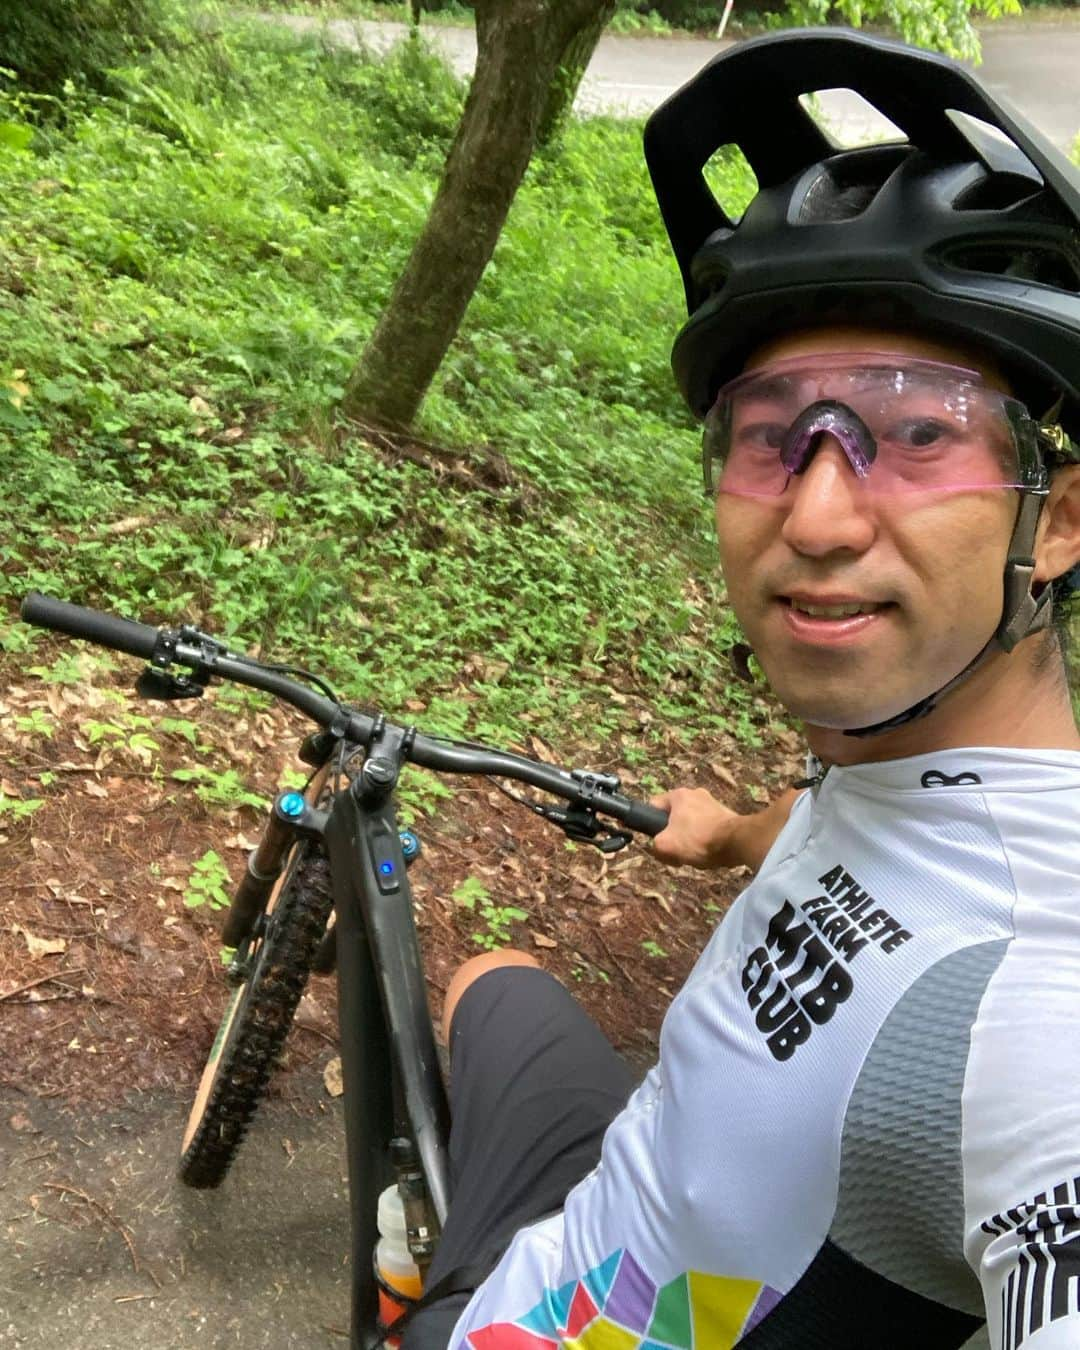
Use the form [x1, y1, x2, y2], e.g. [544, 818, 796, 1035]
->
[620, 800, 670, 837]
[20, 592, 162, 660]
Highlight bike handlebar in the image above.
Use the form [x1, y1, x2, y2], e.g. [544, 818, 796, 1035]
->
[21, 593, 670, 838]
[21, 592, 162, 661]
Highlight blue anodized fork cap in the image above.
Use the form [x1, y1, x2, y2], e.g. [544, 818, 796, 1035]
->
[279, 791, 306, 818]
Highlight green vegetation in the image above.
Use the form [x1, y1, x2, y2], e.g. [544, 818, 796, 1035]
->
[256, 0, 478, 21]
[256, 0, 1035, 57]
[613, 0, 1028, 48]
[184, 848, 234, 910]
[82, 712, 161, 762]
[616, 0, 1026, 58]
[14, 707, 56, 739]
[1, 0, 178, 94]
[0, 13, 766, 752]
[451, 876, 529, 949]
[171, 766, 270, 812]
[0, 793, 45, 822]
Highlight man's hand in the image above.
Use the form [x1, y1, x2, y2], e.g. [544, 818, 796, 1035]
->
[651, 786, 801, 873]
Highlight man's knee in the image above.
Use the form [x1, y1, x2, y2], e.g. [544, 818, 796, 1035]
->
[442, 949, 542, 1041]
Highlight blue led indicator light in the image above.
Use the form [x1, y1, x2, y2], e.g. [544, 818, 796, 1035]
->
[379, 861, 395, 876]
[280, 792, 306, 818]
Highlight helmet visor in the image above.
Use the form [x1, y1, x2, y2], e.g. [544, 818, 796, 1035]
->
[703, 353, 1041, 498]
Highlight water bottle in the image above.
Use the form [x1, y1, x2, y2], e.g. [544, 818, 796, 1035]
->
[376, 1184, 423, 1346]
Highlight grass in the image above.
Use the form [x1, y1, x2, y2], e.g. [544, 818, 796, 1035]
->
[240, 0, 1080, 39]
[244, 1, 676, 32]
[251, 0, 476, 23]
[0, 13, 768, 753]
[247, 0, 673, 30]
[2, 11, 1073, 747]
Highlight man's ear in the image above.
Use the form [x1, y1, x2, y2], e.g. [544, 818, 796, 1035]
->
[1034, 464, 1080, 585]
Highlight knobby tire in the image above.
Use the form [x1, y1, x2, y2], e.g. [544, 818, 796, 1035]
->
[178, 843, 334, 1188]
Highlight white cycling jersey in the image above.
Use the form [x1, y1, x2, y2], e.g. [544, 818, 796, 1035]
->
[448, 747, 1080, 1350]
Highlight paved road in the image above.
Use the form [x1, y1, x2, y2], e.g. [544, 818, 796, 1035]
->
[268, 14, 1080, 154]
[579, 24, 1080, 153]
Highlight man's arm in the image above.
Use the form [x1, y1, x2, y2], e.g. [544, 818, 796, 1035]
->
[650, 786, 801, 873]
[975, 1186, 1080, 1350]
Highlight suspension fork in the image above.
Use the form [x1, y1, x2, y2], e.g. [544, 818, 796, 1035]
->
[221, 759, 333, 951]
[323, 722, 452, 1349]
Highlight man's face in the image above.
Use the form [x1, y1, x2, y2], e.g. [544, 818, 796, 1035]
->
[713, 328, 1020, 731]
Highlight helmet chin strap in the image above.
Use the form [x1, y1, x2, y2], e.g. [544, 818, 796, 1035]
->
[842, 489, 1051, 737]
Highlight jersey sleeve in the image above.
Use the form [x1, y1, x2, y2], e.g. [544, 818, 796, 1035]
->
[961, 852, 1080, 1350]
[974, 1184, 1080, 1350]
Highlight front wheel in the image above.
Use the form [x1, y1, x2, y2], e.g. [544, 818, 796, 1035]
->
[178, 841, 334, 1188]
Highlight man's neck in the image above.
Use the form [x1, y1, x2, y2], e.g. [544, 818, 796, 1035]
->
[804, 643, 1080, 767]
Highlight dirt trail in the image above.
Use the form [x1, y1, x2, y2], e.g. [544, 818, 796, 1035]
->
[0, 1074, 350, 1349]
[0, 623, 800, 1350]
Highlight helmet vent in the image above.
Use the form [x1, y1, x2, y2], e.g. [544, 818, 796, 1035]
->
[941, 242, 1080, 294]
[798, 170, 879, 223]
[794, 145, 909, 225]
[797, 89, 904, 148]
[953, 173, 1043, 212]
[703, 146, 757, 224]
[946, 109, 1043, 184]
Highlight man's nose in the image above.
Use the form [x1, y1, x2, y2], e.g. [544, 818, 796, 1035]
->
[779, 439, 878, 558]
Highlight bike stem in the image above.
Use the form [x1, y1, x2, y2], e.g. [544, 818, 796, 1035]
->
[323, 722, 453, 1350]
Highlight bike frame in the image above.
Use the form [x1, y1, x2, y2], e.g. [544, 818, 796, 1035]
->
[324, 747, 453, 1348]
[19, 591, 667, 1350]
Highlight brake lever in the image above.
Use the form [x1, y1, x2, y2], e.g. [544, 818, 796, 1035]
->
[549, 804, 633, 854]
[134, 623, 227, 701]
[587, 829, 634, 855]
[135, 666, 210, 701]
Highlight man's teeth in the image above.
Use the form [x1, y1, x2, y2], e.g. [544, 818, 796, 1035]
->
[793, 602, 879, 618]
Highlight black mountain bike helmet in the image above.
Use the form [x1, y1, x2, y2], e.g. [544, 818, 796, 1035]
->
[644, 29, 1080, 736]
[645, 28, 1080, 430]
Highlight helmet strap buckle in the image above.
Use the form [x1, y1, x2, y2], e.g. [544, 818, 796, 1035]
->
[997, 559, 1053, 652]
[996, 488, 1052, 652]
[845, 482, 1051, 737]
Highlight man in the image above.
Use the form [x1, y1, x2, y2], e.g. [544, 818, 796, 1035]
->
[402, 29, 1080, 1350]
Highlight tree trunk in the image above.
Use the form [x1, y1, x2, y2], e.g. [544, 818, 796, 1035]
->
[537, 2, 615, 148]
[340, 0, 615, 430]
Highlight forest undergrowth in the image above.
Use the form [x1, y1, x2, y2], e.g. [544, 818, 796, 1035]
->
[0, 11, 773, 762]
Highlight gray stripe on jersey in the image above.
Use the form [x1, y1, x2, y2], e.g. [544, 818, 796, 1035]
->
[831, 938, 1010, 1315]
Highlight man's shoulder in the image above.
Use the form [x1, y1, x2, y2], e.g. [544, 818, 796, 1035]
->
[823, 746, 1080, 799]
[818, 747, 1080, 887]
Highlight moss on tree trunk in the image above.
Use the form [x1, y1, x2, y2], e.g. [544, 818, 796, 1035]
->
[537, 5, 614, 148]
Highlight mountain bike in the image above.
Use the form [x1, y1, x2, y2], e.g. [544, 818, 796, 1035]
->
[20, 591, 668, 1349]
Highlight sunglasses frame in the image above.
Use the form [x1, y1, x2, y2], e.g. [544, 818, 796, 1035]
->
[701, 353, 1053, 500]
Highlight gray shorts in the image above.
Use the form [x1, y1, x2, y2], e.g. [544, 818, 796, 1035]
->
[401, 966, 634, 1349]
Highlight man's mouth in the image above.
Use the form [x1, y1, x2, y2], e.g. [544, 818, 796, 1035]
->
[784, 598, 886, 618]
[775, 594, 896, 645]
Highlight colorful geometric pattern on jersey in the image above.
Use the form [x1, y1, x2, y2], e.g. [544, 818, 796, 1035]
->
[447, 750, 1080, 1350]
[464, 1248, 780, 1350]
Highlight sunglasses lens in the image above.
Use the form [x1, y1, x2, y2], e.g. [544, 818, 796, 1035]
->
[703, 357, 1027, 498]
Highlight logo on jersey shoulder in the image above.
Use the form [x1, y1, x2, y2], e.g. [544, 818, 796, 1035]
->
[919, 769, 983, 788]
[982, 1177, 1080, 1350]
[741, 863, 914, 1062]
